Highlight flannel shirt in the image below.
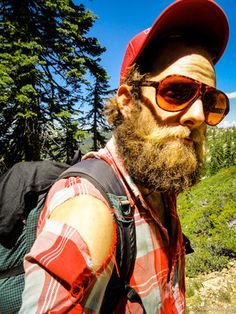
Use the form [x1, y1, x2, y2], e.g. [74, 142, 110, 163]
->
[20, 138, 186, 314]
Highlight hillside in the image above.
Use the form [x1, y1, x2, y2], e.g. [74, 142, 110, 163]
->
[177, 166, 236, 312]
[177, 166, 236, 278]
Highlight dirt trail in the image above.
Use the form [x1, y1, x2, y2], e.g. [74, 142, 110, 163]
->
[186, 261, 236, 314]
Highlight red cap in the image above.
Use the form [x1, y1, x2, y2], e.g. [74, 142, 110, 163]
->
[120, 0, 229, 84]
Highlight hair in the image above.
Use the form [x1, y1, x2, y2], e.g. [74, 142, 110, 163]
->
[104, 65, 145, 126]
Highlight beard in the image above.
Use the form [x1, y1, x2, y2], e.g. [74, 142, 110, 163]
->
[114, 104, 206, 194]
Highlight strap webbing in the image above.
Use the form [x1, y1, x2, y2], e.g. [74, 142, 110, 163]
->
[60, 159, 126, 206]
[0, 264, 24, 279]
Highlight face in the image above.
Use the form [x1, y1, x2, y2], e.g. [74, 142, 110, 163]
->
[142, 52, 216, 130]
[115, 46, 216, 193]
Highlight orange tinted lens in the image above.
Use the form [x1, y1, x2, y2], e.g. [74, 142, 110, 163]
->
[157, 76, 198, 111]
[203, 88, 229, 126]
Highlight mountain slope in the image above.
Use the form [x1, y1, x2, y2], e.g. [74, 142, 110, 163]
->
[177, 166, 236, 277]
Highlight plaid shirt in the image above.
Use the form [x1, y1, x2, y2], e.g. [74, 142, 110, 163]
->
[20, 138, 186, 314]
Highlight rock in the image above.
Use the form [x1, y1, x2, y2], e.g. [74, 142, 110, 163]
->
[186, 261, 236, 313]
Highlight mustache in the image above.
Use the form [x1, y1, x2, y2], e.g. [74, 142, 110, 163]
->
[144, 125, 204, 144]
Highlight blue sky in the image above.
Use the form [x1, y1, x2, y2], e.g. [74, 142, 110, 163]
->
[81, 0, 236, 127]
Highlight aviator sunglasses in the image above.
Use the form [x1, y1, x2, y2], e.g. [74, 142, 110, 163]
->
[130, 75, 229, 126]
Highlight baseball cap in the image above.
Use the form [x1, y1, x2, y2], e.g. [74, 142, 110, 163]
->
[120, 0, 229, 84]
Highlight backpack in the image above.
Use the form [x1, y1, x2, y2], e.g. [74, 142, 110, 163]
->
[0, 158, 142, 314]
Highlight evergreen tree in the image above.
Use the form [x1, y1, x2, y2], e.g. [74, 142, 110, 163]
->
[40, 111, 87, 164]
[208, 141, 224, 175]
[0, 0, 107, 171]
[205, 127, 236, 176]
[223, 127, 236, 168]
[82, 68, 114, 151]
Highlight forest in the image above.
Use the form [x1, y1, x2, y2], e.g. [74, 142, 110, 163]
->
[0, 0, 112, 174]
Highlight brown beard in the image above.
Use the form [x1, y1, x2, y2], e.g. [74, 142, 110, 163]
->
[114, 104, 206, 194]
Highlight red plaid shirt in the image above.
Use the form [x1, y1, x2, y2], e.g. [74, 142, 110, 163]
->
[20, 138, 186, 314]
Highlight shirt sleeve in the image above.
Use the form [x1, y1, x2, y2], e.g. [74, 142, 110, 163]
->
[19, 177, 117, 314]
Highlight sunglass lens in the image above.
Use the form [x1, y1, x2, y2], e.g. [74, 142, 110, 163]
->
[158, 77, 198, 111]
[203, 89, 229, 126]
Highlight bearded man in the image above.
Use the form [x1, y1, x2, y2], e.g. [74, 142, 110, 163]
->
[20, 0, 230, 313]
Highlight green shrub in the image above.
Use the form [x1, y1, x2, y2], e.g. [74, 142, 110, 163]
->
[186, 280, 202, 298]
[178, 166, 236, 277]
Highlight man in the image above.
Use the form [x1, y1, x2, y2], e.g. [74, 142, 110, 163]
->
[20, 0, 230, 313]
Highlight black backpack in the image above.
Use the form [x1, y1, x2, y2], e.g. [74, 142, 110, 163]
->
[0, 158, 143, 313]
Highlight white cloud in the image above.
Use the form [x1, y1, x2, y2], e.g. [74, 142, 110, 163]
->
[218, 120, 236, 128]
[226, 91, 236, 99]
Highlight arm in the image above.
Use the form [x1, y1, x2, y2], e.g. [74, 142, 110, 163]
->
[49, 195, 115, 270]
[20, 193, 116, 313]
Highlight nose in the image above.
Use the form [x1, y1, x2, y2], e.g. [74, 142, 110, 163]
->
[180, 98, 205, 128]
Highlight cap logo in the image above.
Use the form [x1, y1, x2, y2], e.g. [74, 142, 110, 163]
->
[143, 28, 151, 35]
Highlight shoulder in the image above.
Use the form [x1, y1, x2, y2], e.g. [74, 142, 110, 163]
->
[49, 194, 115, 270]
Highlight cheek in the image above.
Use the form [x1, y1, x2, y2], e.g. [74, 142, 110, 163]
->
[154, 107, 182, 124]
[142, 94, 181, 125]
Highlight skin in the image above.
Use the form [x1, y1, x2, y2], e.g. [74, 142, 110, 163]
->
[49, 195, 114, 270]
[118, 53, 215, 133]
[146, 54, 216, 128]
[50, 45, 216, 269]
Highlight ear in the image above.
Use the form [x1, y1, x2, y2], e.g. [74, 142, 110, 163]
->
[117, 84, 133, 118]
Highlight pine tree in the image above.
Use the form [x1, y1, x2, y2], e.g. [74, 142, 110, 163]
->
[0, 0, 107, 171]
[205, 127, 236, 176]
[40, 111, 87, 164]
[82, 67, 114, 151]
[223, 128, 236, 168]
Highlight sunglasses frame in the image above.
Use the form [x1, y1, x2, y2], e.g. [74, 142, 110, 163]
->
[130, 74, 229, 126]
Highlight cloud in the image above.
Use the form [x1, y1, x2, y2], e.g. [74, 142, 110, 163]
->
[218, 120, 236, 128]
[226, 92, 236, 99]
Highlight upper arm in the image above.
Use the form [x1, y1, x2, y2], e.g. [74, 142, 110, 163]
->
[49, 195, 115, 270]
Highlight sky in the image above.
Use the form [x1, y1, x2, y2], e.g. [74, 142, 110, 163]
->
[81, 0, 236, 127]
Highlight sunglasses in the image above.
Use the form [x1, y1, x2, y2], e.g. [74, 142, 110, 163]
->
[130, 75, 229, 126]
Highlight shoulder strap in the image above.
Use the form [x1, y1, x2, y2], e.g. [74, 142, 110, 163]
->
[60, 158, 125, 203]
[60, 158, 144, 313]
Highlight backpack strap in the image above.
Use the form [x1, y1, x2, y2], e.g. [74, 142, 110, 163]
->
[60, 158, 125, 201]
[0, 265, 24, 279]
[60, 158, 145, 313]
